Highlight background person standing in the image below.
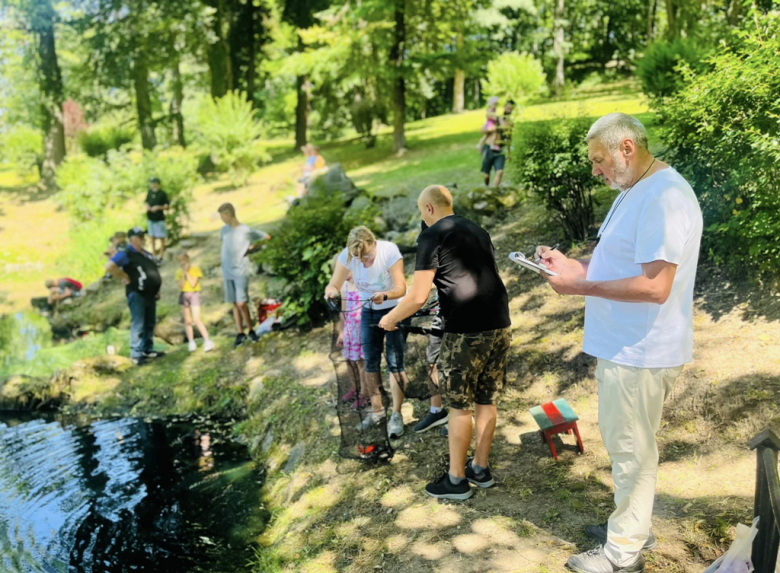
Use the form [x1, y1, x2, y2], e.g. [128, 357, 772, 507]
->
[145, 177, 169, 263]
[217, 202, 270, 348]
[105, 227, 164, 366]
[479, 99, 515, 187]
[537, 113, 703, 573]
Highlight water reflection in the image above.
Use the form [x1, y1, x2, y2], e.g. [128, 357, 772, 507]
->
[0, 312, 131, 378]
[0, 413, 267, 573]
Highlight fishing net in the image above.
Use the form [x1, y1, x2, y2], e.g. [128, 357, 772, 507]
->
[327, 293, 443, 463]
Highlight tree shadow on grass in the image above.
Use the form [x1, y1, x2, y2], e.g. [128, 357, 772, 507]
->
[694, 263, 780, 323]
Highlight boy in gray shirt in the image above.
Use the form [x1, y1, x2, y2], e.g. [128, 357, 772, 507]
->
[218, 203, 270, 348]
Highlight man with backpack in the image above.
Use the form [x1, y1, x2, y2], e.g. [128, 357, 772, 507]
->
[105, 227, 164, 365]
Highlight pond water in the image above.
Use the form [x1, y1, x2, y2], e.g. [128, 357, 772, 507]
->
[0, 312, 138, 379]
[0, 412, 268, 573]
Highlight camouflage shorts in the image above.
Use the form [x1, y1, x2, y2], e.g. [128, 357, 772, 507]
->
[440, 327, 512, 410]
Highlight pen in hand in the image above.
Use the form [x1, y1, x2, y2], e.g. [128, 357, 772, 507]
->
[535, 243, 559, 263]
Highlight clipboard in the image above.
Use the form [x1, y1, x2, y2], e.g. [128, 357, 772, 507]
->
[508, 252, 558, 276]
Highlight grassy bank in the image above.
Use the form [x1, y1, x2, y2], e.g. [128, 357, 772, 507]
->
[3, 82, 779, 573]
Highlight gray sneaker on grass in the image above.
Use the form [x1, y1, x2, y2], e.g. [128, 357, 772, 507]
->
[387, 412, 404, 438]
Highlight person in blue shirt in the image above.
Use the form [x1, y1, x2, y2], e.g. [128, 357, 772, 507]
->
[105, 227, 165, 365]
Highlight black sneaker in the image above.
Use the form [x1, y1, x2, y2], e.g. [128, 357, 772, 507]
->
[424, 472, 473, 501]
[234, 333, 247, 349]
[566, 546, 645, 572]
[248, 330, 260, 343]
[584, 524, 657, 551]
[465, 458, 495, 488]
[440, 425, 448, 437]
[413, 408, 449, 434]
[143, 351, 165, 359]
[131, 357, 149, 366]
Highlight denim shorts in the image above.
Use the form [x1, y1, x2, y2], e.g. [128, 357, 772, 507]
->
[224, 276, 250, 303]
[360, 306, 411, 374]
[147, 220, 168, 238]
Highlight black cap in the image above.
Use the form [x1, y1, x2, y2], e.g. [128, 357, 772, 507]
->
[149, 177, 161, 184]
[127, 226, 146, 238]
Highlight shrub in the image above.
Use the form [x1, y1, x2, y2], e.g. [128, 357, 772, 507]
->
[481, 52, 547, 103]
[350, 99, 387, 148]
[659, 14, 780, 278]
[258, 193, 376, 325]
[636, 38, 710, 99]
[78, 125, 135, 157]
[0, 126, 42, 174]
[511, 117, 598, 241]
[55, 147, 198, 243]
[192, 91, 270, 187]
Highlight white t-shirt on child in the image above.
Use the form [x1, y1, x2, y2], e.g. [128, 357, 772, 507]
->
[338, 240, 404, 311]
[583, 167, 703, 368]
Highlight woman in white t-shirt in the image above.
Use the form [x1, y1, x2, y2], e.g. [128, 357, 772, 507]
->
[325, 226, 411, 437]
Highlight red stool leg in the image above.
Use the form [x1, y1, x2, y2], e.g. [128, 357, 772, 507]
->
[547, 430, 559, 460]
[573, 423, 584, 454]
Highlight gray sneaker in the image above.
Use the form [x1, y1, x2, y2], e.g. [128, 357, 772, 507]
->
[584, 524, 657, 551]
[387, 412, 404, 438]
[355, 412, 385, 432]
[566, 546, 645, 573]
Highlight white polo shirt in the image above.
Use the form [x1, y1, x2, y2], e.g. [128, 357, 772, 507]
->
[583, 167, 703, 368]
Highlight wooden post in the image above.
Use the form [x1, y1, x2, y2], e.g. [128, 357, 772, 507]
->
[749, 429, 780, 573]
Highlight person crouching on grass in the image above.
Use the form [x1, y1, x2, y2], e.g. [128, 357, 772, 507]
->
[176, 252, 215, 353]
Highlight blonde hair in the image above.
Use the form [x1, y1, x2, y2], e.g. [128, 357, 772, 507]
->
[345, 226, 376, 264]
[177, 252, 190, 262]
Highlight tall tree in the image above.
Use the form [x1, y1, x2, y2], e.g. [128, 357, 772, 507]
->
[170, 61, 186, 147]
[282, 0, 331, 149]
[391, 0, 407, 152]
[5, 0, 67, 188]
[552, 0, 565, 96]
[206, 0, 233, 98]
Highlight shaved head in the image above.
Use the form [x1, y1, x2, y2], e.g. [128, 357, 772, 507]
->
[418, 185, 455, 227]
[419, 185, 453, 209]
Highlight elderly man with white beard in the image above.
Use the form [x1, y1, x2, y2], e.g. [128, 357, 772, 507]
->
[536, 113, 703, 573]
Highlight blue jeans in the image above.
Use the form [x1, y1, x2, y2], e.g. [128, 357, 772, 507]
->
[128, 291, 156, 359]
[361, 307, 411, 374]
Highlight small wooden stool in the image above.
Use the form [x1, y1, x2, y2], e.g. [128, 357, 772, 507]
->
[530, 398, 584, 460]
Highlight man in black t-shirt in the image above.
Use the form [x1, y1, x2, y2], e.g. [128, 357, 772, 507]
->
[379, 185, 512, 501]
[145, 177, 169, 263]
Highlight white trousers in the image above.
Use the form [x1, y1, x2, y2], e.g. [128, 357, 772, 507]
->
[597, 358, 683, 567]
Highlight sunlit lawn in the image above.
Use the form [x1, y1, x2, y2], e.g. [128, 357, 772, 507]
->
[0, 82, 650, 313]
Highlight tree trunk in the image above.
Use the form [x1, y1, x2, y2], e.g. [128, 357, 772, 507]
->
[452, 33, 465, 114]
[665, 0, 677, 38]
[391, 0, 406, 153]
[208, 0, 232, 98]
[474, 78, 480, 105]
[452, 70, 465, 114]
[727, 0, 742, 26]
[35, 2, 65, 190]
[245, 0, 257, 105]
[171, 62, 186, 148]
[133, 55, 157, 150]
[647, 0, 658, 42]
[294, 73, 308, 149]
[552, 0, 565, 97]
